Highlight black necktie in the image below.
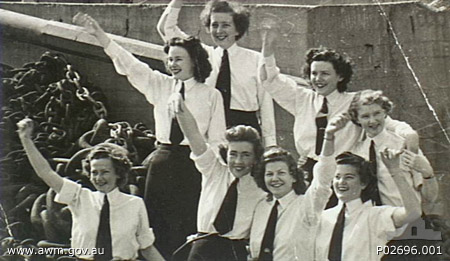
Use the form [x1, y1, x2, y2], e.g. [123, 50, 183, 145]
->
[328, 204, 345, 261]
[213, 178, 239, 234]
[215, 49, 231, 125]
[259, 200, 279, 261]
[169, 82, 185, 145]
[369, 140, 382, 205]
[95, 195, 113, 261]
[315, 97, 328, 155]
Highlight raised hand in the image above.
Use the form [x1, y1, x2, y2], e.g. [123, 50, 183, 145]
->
[16, 118, 34, 140]
[380, 148, 403, 171]
[401, 150, 433, 177]
[73, 12, 102, 36]
[325, 113, 350, 135]
[261, 15, 280, 58]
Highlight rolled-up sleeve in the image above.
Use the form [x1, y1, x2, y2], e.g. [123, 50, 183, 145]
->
[54, 178, 81, 205]
[302, 156, 335, 225]
[136, 199, 156, 249]
[191, 145, 224, 179]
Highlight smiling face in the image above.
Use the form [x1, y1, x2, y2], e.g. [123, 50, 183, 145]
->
[357, 103, 387, 138]
[310, 61, 343, 96]
[90, 158, 119, 193]
[264, 161, 296, 199]
[227, 141, 256, 178]
[208, 12, 239, 49]
[167, 46, 194, 81]
[333, 164, 366, 203]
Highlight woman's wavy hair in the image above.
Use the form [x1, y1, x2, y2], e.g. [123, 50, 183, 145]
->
[254, 146, 306, 201]
[200, 0, 250, 41]
[218, 125, 264, 175]
[348, 89, 393, 126]
[302, 47, 353, 92]
[335, 152, 378, 202]
[84, 143, 132, 189]
[164, 36, 212, 83]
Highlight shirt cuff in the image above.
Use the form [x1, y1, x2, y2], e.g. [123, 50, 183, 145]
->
[264, 135, 277, 147]
[190, 144, 215, 164]
[54, 178, 81, 205]
[315, 155, 336, 184]
[138, 228, 156, 249]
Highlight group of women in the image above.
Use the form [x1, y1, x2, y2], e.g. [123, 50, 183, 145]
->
[16, 0, 440, 260]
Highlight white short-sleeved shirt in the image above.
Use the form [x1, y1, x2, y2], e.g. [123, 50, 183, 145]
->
[249, 156, 335, 261]
[191, 146, 266, 239]
[55, 179, 154, 260]
[314, 199, 405, 261]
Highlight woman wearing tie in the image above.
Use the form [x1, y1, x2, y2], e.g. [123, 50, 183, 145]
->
[248, 116, 346, 261]
[260, 19, 417, 184]
[73, 13, 226, 259]
[17, 118, 164, 260]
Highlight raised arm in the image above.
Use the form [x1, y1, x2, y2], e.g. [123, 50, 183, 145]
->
[73, 13, 169, 102]
[402, 150, 439, 205]
[384, 117, 418, 152]
[380, 149, 422, 228]
[17, 118, 63, 193]
[157, 0, 190, 41]
[302, 114, 351, 220]
[259, 22, 302, 116]
[169, 94, 207, 156]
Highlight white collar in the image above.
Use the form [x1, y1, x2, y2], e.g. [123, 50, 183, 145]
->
[217, 42, 238, 55]
[181, 77, 197, 91]
[276, 189, 296, 210]
[337, 198, 363, 216]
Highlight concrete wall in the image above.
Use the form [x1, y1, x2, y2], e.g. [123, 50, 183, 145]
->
[1, 2, 450, 216]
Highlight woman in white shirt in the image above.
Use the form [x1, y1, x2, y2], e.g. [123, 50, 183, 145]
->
[17, 118, 164, 260]
[73, 13, 226, 258]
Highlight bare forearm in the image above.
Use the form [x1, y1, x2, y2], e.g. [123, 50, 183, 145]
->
[391, 168, 421, 227]
[321, 133, 335, 157]
[421, 176, 439, 203]
[20, 137, 63, 193]
[176, 109, 207, 156]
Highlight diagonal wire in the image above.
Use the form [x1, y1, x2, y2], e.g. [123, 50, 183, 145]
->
[373, 0, 450, 145]
[0, 203, 14, 237]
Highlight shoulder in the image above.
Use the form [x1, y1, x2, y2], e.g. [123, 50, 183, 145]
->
[383, 129, 405, 144]
[235, 45, 261, 58]
[118, 192, 145, 205]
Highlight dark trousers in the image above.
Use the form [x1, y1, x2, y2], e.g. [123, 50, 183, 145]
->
[187, 235, 248, 261]
[144, 144, 201, 259]
[228, 110, 261, 134]
[301, 157, 338, 209]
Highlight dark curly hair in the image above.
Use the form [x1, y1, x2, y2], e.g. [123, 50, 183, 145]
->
[218, 125, 264, 173]
[84, 143, 132, 189]
[302, 47, 353, 92]
[335, 152, 378, 203]
[164, 36, 212, 83]
[200, 0, 250, 41]
[254, 146, 306, 201]
[348, 89, 393, 127]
